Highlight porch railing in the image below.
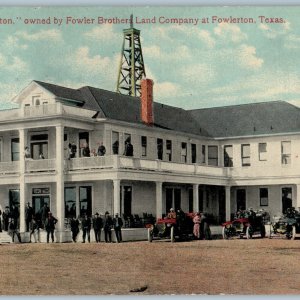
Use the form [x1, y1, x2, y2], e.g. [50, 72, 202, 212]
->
[67, 156, 114, 171]
[25, 159, 56, 172]
[0, 161, 19, 174]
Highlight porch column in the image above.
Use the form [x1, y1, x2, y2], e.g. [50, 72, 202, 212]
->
[56, 125, 65, 241]
[19, 129, 28, 233]
[193, 184, 199, 212]
[113, 179, 121, 216]
[156, 181, 163, 219]
[225, 186, 231, 221]
[296, 184, 300, 210]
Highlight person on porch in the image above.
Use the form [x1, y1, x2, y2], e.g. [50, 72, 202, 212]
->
[93, 212, 103, 243]
[167, 208, 176, 219]
[45, 212, 58, 243]
[113, 213, 123, 243]
[103, 211, 113, 243]
[81, 213, 92, 243]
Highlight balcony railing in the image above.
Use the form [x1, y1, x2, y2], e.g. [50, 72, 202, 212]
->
[0, 103, 98, 121]
[0, 156, 297, 181]
[67, 156, 114, 171]
[25, 159, 56, 172]
[0, 161, 19, 174]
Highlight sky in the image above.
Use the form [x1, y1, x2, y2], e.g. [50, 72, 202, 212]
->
[0, 6, 300, 110]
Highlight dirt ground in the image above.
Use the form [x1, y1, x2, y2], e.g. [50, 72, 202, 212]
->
[0, 238, 300, 295]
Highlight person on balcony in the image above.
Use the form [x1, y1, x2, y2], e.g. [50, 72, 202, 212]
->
[103, 211, 113, 243]
[82, 144, 91, 157]
[45, 212, 58, 243]
[81, 213, 91, 243]
[112, 140, 119, 155]
[69, 143, 77, 159]
[93, 212, 103, 243]
[113, 213, 123, 243]
[39, 152, 45, 159]
[97, 142, 106, 156]
[24, 146, 31, 159]
[124, 139, 133, 157]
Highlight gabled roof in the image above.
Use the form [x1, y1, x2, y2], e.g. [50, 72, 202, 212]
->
[34, 81, 85, 104]
[33, 80, 300, 138]
[83, 86, 207, 136]
[189, 101, 300, 138]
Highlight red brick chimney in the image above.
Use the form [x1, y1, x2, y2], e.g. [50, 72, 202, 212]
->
[141, 78, 154, 125]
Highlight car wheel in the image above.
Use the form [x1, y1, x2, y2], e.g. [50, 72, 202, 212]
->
[147, 228, 153, 243]
[291, 225, 296, 240]
[222, 227, 228, 239]
[246, 226, 253, 239]
[170, 226, 175, 243]
[260, 225, 266, 238]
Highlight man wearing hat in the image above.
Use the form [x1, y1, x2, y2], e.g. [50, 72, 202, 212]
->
[103, 211, 113, 243]
[93, 212, 103, 243]
[45, 211, 58, 243]
[113, 213, 123, 243]
[167, 208, 176, 219]
[25, 202, 34, 232]
[81, 213, 92, 243]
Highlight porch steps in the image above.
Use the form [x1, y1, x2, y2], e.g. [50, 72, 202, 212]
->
[0, 231, 12, 243]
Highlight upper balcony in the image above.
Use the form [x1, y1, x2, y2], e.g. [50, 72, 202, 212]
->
[0, 103, 96, 122]
[0, 156, 298, 185]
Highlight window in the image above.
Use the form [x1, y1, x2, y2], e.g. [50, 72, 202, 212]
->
[208, 145, 218, 166]
[31, 134, 48, 159]
[191, 144, 197, 163]
[79, 186, 92, 217]
[166, 140, 172, 161]
[11, 138, 20, 161]
[224, 145, 233, 167]
[259, 143, 267, 161]
[181, 142, 187, 163]
[260, 188, 268, 206]
[141, 136, 147, 157]
[65, 187, 76, 218]
[241, 144, 250, 166]
[201, 145, 206, 164]
[157, 138, 163, 160]
[281, 141, 291, 165]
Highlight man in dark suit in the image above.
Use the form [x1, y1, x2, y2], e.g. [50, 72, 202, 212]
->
[113, 213, 123, 243]
[81, 213, 91, 243]
[93, 212, 103, 243]
[25, 202, 34, 232]
[40, 203, 50, 229]
[103, 211, 113, 243]
[45, 212, 58, 243]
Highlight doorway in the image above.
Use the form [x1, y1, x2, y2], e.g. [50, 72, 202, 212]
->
[32, 195, 50, 215]
[236, 189, 246, 211]
[122, 186, 132, 216]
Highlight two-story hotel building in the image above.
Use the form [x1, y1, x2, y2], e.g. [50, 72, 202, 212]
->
[0, 78, 299, 242]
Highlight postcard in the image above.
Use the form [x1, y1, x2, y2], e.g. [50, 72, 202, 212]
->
[0, 5, 299, 296]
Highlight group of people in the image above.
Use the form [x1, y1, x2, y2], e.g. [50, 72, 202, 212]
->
[166, 207, 209, 240]
[68, 142, 106, 159]
[0, 202, 58, 243]
[68, 139, 134, 159]
[70, 211, 123, 243]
